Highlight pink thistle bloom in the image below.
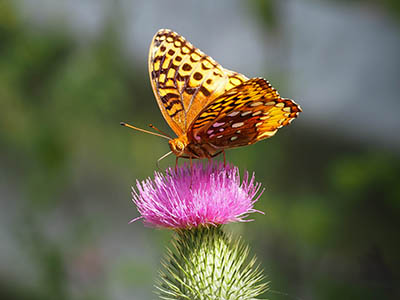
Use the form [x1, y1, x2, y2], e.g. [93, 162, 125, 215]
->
[132, 161, 264, 229]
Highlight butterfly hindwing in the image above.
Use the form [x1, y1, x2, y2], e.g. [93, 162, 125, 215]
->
[148, 29, 248, 136]
[189, 78, 301, 148]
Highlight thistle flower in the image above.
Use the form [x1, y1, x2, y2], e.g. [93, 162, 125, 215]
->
[132, 161, 263, 229]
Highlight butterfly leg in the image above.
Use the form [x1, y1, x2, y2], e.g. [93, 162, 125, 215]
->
[175, 157, 179, 173]
[189, 156, 194, 188]
[223, 150, 226, 167]
[190, 156, 194, 176]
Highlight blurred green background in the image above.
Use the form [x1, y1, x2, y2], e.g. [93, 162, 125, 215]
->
[1, 0, 399, 299]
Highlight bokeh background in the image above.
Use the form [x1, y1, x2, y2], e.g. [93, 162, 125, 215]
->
[1, 0, 400, 299]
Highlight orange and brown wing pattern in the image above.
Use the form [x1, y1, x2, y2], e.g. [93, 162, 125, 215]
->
[189, 78, 301, 148]
[148, 29, 248, 136]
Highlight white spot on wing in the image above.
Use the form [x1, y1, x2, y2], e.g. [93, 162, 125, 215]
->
[259, 129, 277, 139]
[213, 122, 225, 127]
[232, 122, 244, 128]
[228, 111, 240, 117]
[250, 101, 263, 107]
[230, 136, 238, 141]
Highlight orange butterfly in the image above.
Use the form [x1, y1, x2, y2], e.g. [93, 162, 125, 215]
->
[122, 29, 301, 164]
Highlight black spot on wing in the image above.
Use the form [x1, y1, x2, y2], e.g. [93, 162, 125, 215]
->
[161, 93, 179, 104]
[200, 86, 211, 97]
[170, 108, 183, 118]
[165, 99, 181, 110]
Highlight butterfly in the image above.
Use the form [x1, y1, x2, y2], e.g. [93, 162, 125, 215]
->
[122, 29, 301, 164]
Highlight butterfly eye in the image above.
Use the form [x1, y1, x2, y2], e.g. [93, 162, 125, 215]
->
[175, 141, 184, 151]
[169, 139, 185, 154]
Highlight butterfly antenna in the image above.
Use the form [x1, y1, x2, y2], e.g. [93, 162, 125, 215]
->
[149, 124, 172, 139]
[120, 122, 171, 140]
[156, 151, 173, 170]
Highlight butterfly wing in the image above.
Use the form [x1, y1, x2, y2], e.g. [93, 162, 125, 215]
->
[189, 78, 301, 148]
[148, 29, 248, 136]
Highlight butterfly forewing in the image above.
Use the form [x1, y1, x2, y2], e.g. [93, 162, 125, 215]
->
[148, 29, 248, 136]
[189, 78, 301, 148]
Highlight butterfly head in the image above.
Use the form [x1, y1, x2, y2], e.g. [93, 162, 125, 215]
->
[168, 136, 188, 157]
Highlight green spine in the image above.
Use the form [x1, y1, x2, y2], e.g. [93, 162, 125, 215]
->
[156, 226, 268, 300]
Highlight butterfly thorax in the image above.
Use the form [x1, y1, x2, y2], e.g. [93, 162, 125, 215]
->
[169, 135, 220, 159]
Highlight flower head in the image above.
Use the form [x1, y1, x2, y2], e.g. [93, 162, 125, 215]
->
[132, 161, 263, 229]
